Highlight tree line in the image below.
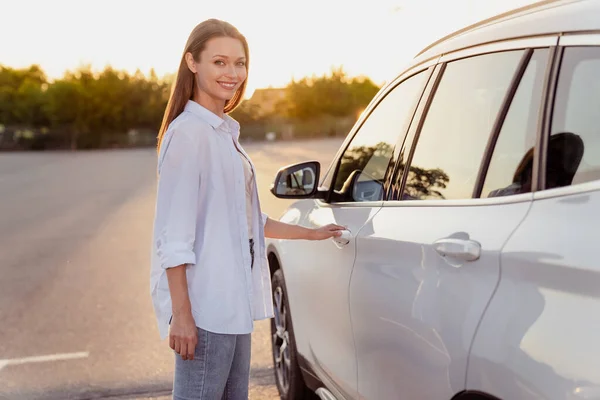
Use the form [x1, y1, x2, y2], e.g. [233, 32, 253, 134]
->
[0, 64, 380, 150]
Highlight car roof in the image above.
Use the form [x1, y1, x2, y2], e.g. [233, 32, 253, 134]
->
[411, 0, 600, 66]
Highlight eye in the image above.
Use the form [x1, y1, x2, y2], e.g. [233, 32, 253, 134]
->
[214, 60, 225, 66]
[237, 61, 246, 67]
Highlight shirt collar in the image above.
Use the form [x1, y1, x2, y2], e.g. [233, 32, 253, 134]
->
[184, 100, 240, 139]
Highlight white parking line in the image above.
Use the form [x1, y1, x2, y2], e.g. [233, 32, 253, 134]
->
[0, 352, 89, 371]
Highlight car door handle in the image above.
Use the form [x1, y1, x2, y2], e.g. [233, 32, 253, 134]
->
[433, 238, 481, 262]
[333, 230, 352, 247]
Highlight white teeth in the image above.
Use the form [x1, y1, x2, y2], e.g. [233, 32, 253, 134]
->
[219, 82, 236, 89]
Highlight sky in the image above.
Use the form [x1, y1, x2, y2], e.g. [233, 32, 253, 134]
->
[1, 0, 538, 97]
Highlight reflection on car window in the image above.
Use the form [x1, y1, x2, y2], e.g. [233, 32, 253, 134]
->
[403, 50, 525, 200]
[482, 49, 548, 198]
[331, 70, 427, 202]
[547, 46, 600, 189]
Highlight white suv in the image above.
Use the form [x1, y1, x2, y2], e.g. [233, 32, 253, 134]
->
[266, 1, 600, 399]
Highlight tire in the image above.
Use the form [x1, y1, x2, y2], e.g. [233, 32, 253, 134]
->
[270, 269, 318, 400]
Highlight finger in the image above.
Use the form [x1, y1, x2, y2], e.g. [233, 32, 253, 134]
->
[180, 342, 188, 361]
[187, 340, 196, 360]
[169, 335, 176, 350]
[174, 338, 181, 355]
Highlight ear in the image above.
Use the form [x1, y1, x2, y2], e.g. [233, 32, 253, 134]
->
[185, 52, 197, 73]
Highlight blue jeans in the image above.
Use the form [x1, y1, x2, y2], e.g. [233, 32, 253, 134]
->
[173, 327, 251, 400]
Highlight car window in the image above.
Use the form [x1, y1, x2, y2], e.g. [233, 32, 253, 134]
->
[402, 50, 525, 200]
[482, 49, 549, 198]
[547, 46, 600, 188]
[330, 70, 428, 202]
[319, 158, 336, 189]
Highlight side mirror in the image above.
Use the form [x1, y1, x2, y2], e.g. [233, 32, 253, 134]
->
[271, 161, 322, 199]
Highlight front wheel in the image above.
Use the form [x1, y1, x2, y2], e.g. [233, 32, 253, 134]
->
[270, 269, 317, 400]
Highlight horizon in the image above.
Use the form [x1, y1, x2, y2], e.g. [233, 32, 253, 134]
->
[2, 0, 538, 97]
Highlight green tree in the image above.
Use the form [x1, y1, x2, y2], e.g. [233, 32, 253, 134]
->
[1, 62, 378, 149]
[0, 65, 48, 126]
[40, 66, 169, 149]
[280, 67, 380, 121]
[43, 79, 87, 149]
[230, 100, 262, 125]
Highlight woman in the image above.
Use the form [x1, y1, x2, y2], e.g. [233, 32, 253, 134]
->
[150, 19, 344, 399]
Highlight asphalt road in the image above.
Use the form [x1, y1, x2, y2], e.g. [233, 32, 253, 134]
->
[0, 138, 343, 400]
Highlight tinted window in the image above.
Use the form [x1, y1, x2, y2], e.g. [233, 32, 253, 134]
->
[483, 49, 549, 198]
[403, 50, 525, 200]
[547, 47, 600, 188]
[331, 70, 428, 202]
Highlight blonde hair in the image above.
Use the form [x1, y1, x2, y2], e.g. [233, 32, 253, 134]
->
[157, 19, 249, 151]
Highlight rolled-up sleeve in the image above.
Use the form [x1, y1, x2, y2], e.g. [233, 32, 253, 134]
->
[154, 127, 203, 270]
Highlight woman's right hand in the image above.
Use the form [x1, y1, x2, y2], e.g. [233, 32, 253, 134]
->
[169, 310, 198, 360]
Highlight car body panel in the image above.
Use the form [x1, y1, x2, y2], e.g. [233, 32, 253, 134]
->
[269, 199, 383, 399]
[349, 197, 533, 399]
[467, 185, 600, 399]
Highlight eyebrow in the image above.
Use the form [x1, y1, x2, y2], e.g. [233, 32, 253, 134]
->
[212, 55, 246, 60]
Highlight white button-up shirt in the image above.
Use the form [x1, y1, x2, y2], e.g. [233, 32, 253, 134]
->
[150, 100, 274, 340]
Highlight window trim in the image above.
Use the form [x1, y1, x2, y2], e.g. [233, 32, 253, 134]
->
[393, 39, 560, 205]
[317, 57, 440, 198]
[533, 179, 600, 200]
[382, 68, 437, 199]
[322, 63, 436, 206]
[535, 45, 563, 191]
[559, 34, 600, 46]
[387, 64, 444, 200]
[382, 192, 534, 208]
[397, 50, 530, 202]
[472, 48, 534, 198]
[394, 63, 446, 200]
[439, 35, 558, 63]
[535, 41, 600, 199]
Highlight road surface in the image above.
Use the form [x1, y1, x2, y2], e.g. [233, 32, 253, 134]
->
[0, 138, 343, 400]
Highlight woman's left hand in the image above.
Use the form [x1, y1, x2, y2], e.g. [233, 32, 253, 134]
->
[310, 224, 346, 240]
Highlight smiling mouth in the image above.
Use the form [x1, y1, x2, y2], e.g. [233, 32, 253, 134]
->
[218, 81, 237, 90]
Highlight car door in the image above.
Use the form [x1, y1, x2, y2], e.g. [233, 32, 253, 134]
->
[282, 65, 432, 400]
[349, 39, 555, 399]
[468, 39, 600, 400]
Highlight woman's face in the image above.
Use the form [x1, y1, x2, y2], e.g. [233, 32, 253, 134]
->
[187, 36, 247, 108]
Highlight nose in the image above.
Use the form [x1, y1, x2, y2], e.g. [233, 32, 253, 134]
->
[224, 64, 237, 79]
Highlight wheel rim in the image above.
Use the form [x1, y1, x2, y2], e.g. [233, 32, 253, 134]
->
[272, 286, 291, 394]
